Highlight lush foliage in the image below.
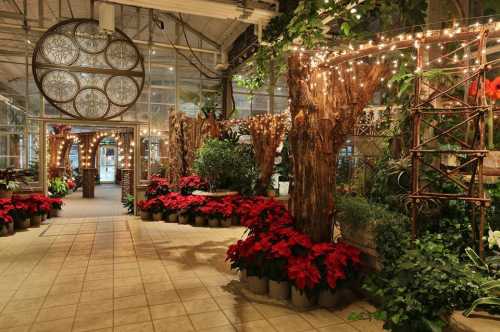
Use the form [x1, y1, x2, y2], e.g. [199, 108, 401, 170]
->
[48, 177, 69, 198]
[123, 195, 134, 215]
[194, 139, 259, 195]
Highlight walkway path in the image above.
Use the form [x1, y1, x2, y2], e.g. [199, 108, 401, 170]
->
[61, 184, 127, 219]
[0, 216, 385, 332]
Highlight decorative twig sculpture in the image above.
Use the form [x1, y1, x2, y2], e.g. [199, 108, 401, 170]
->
[288, 52, 389, 242]
[247, 113, 289, 195]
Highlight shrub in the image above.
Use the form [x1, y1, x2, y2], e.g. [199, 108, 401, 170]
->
[48, 177, 68, 198]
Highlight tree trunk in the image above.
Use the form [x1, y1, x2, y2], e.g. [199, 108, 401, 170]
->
[287, 53, 388, 243]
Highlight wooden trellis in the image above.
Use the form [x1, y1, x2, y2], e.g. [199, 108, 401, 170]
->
[409, 29, 494, 258]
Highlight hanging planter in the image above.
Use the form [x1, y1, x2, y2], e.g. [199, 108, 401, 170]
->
[268, 280, 290, 300]
[247, 275, 268, 295]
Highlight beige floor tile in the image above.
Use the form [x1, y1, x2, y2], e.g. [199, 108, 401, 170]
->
[114, 285, 144, 298]
[2, 297, 45, 313]
[43, 292, 81, 308]
[0, 310, 38, 329]
[30, 317, 74, 332]
[48, 281, 83, 295]
[143, 281, 174, 294]
[13, 287, 50, 300]
[300, 309, 344, 328]
[177, 287, 211, 301]
[223, 304, 264, 324]
[0, 324, 31, 332]
[146, 290, 180, 306]
[80, 288, 113, 303]
[114, 306, 150, 327]
[36, 304, 77, 322]
[172, 278, 204, 290]
[149, 302, 186, 320]
[113, 321, 154, 332]
[189, 311, 231, 330]
[212, 294, 249, 309]
[153, 315, 195, 332]
[234, 319, 277, 332]
[182, 298, 219, 315]
[253, 303, 297, 319]
[77, 300, 113, 316]
[317, 323, 359, 332]
[349, 319, 386, 332]
[114, 294, 148, 310]
[198, 325, 237, 332]
[268, 314, 314, 332]
[83, 278, 113, 291]
[73, 311, 113, 332]
[114, 277, 142, 288]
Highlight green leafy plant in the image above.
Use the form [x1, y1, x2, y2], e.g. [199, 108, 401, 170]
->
[123, 195, 134, 215]
[48, 177, 69, 198]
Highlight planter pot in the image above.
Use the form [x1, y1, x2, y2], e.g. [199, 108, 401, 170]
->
[269, 280, 290, 300]
[194, 216, 205, 227]
[178, 214, 190, 224]
[6, 222, 14, 235]
[291, 286, 315, 309]
[15, 218, 30, 230]
[140, 210, 152, 221]
[49, 208, 60, 218]
[247, 276, 268, 295]
[167, 213, 178, 223]
[220, 218, 232, 227]
[0, 190, 12, 199]
[30, 215, 42, 227]
[239, 269, 247, 283]
[208, 218, 220, 227]
[152, 212, 163, 221]
[0, 225, 8, 236]
[231, 215, 239, 226]
[318, 289, 336, 308]
[278, 181, 289, 196]
[41, 214, 47, 221]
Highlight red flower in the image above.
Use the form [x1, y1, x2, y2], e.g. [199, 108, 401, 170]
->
[486, 77, 500, 100]
[287, 257, 321, 290]
[198, 199, 233, 218]
[271, 240, 292, 258]
[146, 176, 170, 199]
[178, 176, 208, 194]
[66, 179, 76, 190]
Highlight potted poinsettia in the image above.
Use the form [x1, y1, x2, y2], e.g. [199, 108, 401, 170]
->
[137, 200, 152, 221]
[244, 234, 270, 295]
[267, 239, 292, 300]
[49, 198, 63, 218]
[0, 210, 14, 236]
[29, 194, 50, 227]
[147, 198, 164, 221]
[11, 197, 30, 229]
[145, 176, 170, 199]
[178, 175, 208, 195]
[198, 199, 233, 227]
[287, 255, 321, 308]
[176, 195, 206, 224]
[159, 192, 182, 222]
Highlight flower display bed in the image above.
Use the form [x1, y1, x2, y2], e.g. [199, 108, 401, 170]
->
[0, 195, 62, 236]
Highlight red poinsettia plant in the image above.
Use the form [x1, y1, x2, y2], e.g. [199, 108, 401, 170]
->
[50, 198, 63, 210]
[178, 175, 208, 195]
[239, 197, 293, 235]
[176, 195, 207, 216]
[28, 194, 51, 216]
[468, 77, 500, 100]
[141, 197, 163, 214]
[66, 179, 76, 190]
[145, 176, 170, 199]
[0, 210, 13, 227]
[158, 192, 184, 214]
[198, 199, 233, 219]
[0, 198, 15, 224]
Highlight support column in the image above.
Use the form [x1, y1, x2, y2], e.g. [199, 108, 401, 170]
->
[82, 168, 96, 198]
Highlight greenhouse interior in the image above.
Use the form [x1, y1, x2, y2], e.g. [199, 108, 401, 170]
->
[0, 0, 499, 331]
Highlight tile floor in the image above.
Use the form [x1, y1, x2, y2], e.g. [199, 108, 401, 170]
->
[0, 216, 385, 332]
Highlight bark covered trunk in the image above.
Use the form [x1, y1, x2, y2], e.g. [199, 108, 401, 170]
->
[287, 53, 388, 243]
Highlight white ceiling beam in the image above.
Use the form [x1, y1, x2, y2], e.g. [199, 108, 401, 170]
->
[102, 0, 278, 25]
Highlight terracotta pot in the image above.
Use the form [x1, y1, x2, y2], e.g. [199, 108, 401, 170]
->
[49, 208, 60, 218]
[178, 214, 190, 224]
[194, 216, 205, 227]
[15, 218, 30, 230]
[140, 210, 152, 221]
[269, 280, 290, 300]
[0, 190, 12, 199]
[291, 286, 315, 309]
[0, 225, 8, 236]
[239, 269, 247, 283]
[220, 218, 232, 227]
[318, 289, 336, 308]
[208, 218, 220, 227]
[247, 276, 268, 295]
[6, 222, 14, 235]
[167, 213, 178, 223]
[152, 212, 163, 221]
[30, 215, 42, 227]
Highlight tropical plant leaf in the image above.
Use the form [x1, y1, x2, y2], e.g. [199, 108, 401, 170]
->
[465, 247, 488, 272]
[463, 297, 500, 317]
[481, 280, 500, 292]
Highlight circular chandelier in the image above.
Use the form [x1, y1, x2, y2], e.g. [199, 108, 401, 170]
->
[33, 18, 145, 120]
